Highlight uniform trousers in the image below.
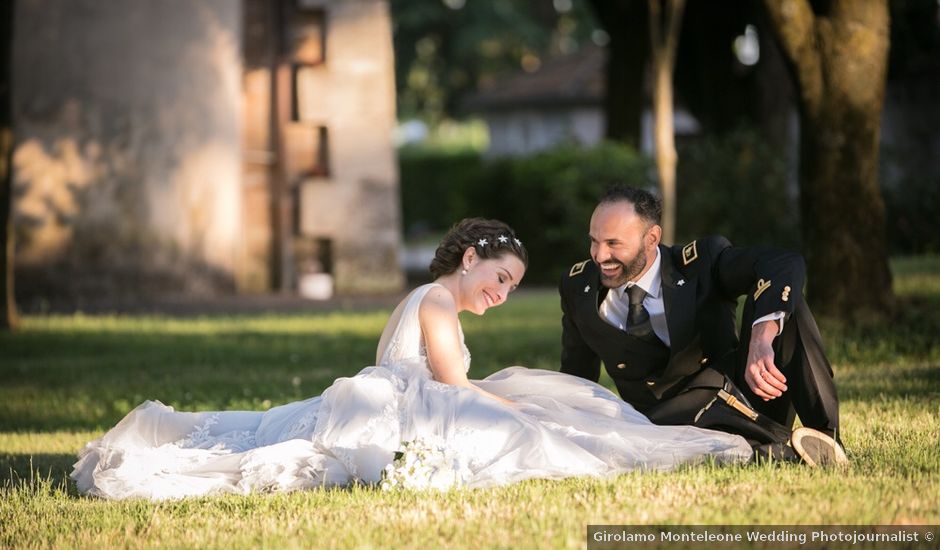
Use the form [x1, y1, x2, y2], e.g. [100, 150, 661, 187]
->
[642, 300, 840, 447]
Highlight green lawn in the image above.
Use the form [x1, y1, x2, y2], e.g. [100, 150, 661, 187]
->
[2, 257, 939, 548]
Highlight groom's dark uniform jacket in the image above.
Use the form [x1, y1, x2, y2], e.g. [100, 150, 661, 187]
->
[559, 236, 839, 443]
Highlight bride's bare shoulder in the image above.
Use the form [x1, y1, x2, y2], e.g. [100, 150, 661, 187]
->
[418, 285, 457, 322]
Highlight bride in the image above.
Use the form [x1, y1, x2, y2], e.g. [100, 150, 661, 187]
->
[72, 218, 751, 499]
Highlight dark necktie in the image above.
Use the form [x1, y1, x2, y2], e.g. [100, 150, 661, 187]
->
[625, 285, 657, 341]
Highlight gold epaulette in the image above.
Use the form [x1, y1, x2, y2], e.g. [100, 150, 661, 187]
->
[569, 260, 589, 277]
[682, 240, 698, 266]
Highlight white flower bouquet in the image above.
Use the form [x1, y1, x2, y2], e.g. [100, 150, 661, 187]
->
[380, 436, 471, 491]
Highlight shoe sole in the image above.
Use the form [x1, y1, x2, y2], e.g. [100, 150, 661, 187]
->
[791, 427, 849, 468]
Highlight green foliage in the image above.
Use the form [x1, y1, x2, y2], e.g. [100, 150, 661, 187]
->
[1, 259, 939, 544]
[400, 142, 649, 283]
[399, 146, 487, 239]
[401, 131, 807, 282]
[675, 127, 801, 248]
[390, 0, 599, 122]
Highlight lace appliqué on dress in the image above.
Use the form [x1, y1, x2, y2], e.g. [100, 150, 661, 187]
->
[173, 414, 257, 453]
[174, 414, 220, 449]
[283, 410, 318, 441]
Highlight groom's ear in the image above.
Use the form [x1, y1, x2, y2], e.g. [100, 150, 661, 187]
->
[646, 224, 662, 249]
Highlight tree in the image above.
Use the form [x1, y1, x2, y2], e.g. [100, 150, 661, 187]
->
[589, 1, 797, 148]
[390, 0, 598, 123]
[586, 0, 684, 243]
[762, 0, 893, 316]
[585, 0, 648, 146]
[647, 0, 684, 246]
[1, 0, 17, 331]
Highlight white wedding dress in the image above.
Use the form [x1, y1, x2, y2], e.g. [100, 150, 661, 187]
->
[72, 284, 751, 499]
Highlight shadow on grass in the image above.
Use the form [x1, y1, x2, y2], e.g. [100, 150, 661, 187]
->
[2, 282, 938, 432]
[838, 364, 940, 404]
[0, 330, 381, 432]
[1, 319, 563, 432]
[817, 296, 940, 360]
[1, 453, 78, 495]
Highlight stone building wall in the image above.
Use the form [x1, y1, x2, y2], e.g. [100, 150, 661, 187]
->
[13, 0, 243, 306]
[12, 0, 403, 306]
[293, 0, 404, 295]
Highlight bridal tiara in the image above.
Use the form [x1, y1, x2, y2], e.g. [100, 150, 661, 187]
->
[477, 235, 523, 248]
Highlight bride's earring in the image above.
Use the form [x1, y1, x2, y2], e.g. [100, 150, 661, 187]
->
[461, 268, 468, 276]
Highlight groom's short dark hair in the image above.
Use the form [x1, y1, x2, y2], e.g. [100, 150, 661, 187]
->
[598, 185, 662, 226]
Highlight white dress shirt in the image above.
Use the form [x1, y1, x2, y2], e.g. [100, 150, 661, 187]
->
[599, 248, 783, 346]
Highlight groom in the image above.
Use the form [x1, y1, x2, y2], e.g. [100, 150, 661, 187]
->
[559, 185, 845, 465]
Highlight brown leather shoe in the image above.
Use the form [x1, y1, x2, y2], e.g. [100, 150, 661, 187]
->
[790, 427, 849, 467]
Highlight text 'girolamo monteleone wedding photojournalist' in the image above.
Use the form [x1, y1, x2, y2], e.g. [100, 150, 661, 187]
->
[587, 525, 936, 548]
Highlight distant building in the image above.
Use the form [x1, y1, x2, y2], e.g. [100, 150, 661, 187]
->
[463, 45, 606, 158]
[466, 40, 932, 191]
[13, 0, 403, 307]
[464, 44, 699, 158]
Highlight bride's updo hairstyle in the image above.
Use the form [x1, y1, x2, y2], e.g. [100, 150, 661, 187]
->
[429, 218, 528, 278]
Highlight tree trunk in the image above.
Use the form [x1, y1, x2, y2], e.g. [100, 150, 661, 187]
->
[586, 0, 647, 147]
[0, 0, 18, 331]
[648, 0, 684, 246]
[763, 0, 893, 316]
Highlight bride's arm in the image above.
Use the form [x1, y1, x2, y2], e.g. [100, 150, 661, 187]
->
[419, 288, 513, 405]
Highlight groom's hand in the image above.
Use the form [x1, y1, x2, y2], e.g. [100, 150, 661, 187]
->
[744, 320, 787, 401]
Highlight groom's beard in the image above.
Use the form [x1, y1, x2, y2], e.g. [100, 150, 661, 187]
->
[597, 252, 647, 288]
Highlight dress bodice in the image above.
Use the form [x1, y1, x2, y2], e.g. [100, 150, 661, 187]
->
[376, 283, 471, 375]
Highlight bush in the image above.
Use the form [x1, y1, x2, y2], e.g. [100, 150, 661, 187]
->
[398, 146, 488, 237]
[399, 142, 649, 285]
[400, 130, 816, 285]
[675, 127, 801, 249]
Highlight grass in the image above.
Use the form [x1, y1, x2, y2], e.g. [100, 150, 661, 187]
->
[2, 256, 939, 548]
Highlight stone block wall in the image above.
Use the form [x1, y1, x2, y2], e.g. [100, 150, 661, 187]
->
[12, 0, 404, 306]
